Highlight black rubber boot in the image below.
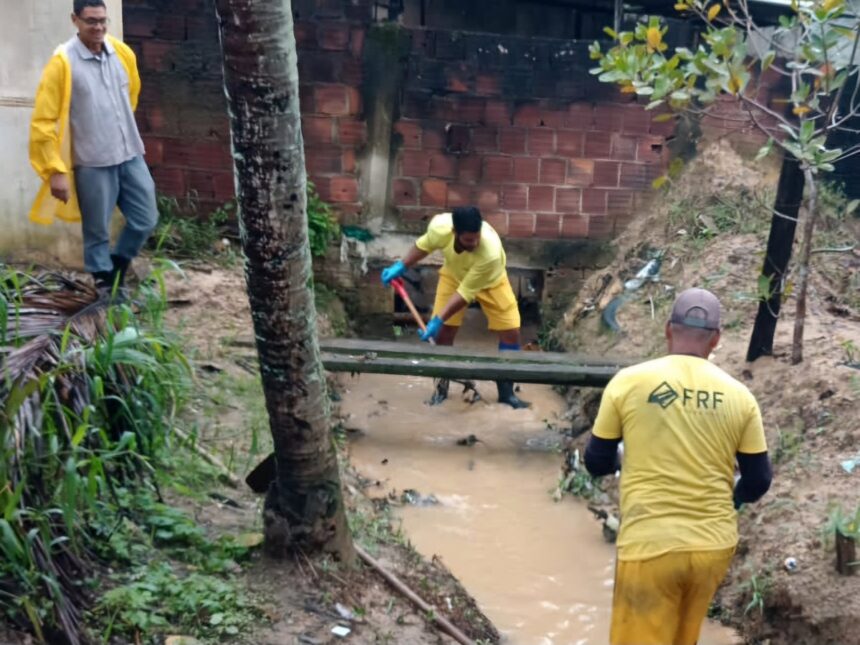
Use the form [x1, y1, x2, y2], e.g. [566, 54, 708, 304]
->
[110, 254, 132, 287]
[497, 380, 530, 409]
[428, 378, 450, 406]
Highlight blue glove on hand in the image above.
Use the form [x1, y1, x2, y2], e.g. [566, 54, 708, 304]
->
[419, 316, 443, 342]
[381, 260, 406, 286]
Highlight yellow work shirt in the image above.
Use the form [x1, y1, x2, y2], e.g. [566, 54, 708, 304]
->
[415, 213, 507, 303]
[592, 354, 767, 561]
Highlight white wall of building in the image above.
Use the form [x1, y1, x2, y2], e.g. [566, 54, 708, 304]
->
[0, 0, 123, 267]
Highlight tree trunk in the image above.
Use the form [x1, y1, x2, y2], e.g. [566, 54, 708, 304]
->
[746, 155, 805, 362]
[791, 168, 818, 365]
[214, 0, 354, 562]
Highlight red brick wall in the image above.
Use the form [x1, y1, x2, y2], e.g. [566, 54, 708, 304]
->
[124, 0, 676, 241]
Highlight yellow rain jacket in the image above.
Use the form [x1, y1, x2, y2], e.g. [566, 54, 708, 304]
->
[29, 35, 141, 225]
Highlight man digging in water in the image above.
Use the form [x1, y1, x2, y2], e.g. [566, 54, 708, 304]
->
[381, 206, 529, 408]
[585, 288, 772, 645]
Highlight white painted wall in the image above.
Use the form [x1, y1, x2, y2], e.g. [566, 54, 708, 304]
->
[0, 0, 123, 268]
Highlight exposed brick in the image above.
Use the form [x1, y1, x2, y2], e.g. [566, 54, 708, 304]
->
[458, 156, 482, 182]
[513, 104, 542, 127]
[421, 179, 448, 206]
[124, 8, 157, 38]
[317, 23, 349, 51]
[472, 186, 500, 210]
[501, 184, 528, 210]
[593, 161, 620, 188]
[340, 59, 363, 86]
[483, 156, 514, 182]
[315, 85, 349, 116]
[527, 128, 556, 155]
[650, 113, 678, 138]
[394, 121, 422, 149]
[153, 167, 185, 196]
[186, 170, 215, 199]
[556, 187, 581, 213]
[541, 158, 567, 184]
[471, 127, 499, 152]
[142, 137, 164, 165]
[300, 86, 315, 113]
[529, 185, 555, 211]
[589, 214, 614, 238]
[303, 116, 335, 143]
[346, 87, 362, 115]
[608, 191, 635, 216]
[619, 163, 650, 190]
[393, 178, 417, 206]
[400, 150, 431, 177]
[475, 74, 500, 96]
[508, 212, 535, 238]
[341, 149, 356, 173]
[305, 146, 342, 174]
[212, 172, 236, 201]
[400, 207, 435, 223]
[513, 157, 540, 183]
[294, 21, 316, 48]
[155, 14, 187, 41]
[447, 72, 470, 93]
[535, 213, 561, 238]
[429, 153, 457, 178]
[453, 97, 486, 123]
[584, 131, 612, 158]
[582, 189, 608, 214]
[484, 100, 512, 125]
[310, 177, 332, 202]
[423, 128, 446, 150]
[499, 128, 526, 154]
[142, 41, 173, 72]
[566, 103, 594, 129]
[561, 214, 588, 238]
[557, 130, 584, 157]
[623, 107, 652, 134]
[592, 104, 625, 131]
[447, 184, 471, 207]
[540, 108, 567, 128]
[611, 134, 638, 160]
[484, 212, 509, 235]
[567, 159, 594, 186]
[637, 137, 667, 163]
[350, 28, 365, 59]
[146, 105, 166, 132]
[338, 118, 367, 145]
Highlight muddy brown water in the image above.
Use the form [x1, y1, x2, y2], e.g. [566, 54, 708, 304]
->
[343, 311, 740, 644]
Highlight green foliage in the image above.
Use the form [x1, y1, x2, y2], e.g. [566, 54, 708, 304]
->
[741, 569, 771, 616]
[0, 265, 192, 642]
[824, 503, 860, 541]
[349, 503, 406, 553]
[307, 181, 341, 257]
[152, 195, 236, 260]
[591, 1, 860, 176]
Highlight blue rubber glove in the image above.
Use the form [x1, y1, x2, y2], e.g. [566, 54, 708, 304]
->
[381, 260, 406, 286]
[419, 316, 443, 342]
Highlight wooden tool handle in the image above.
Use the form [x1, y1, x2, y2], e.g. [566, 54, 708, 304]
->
[391, 278, 436, 345]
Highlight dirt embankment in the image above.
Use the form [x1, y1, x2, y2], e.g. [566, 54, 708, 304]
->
[161, 266, 499, 644]
[556, 140, 860, 644]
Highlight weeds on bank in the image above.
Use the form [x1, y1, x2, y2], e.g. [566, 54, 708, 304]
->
[739, 567, 772, 617]
[823, 504, 860, 545]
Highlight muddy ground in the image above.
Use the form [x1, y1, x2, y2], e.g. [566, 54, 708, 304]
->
[556, 140, 860, 645]
[160, 266, 498, 644]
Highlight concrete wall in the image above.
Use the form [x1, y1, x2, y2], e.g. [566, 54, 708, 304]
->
[0, 0, 122, 267]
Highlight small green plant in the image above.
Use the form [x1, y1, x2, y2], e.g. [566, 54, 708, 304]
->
[152, 194, 235, 259]
[349, 503, 406, 552]
[307, 181, 341, 257]
[740, 569, 771, 617]
[824, 504, 860, 543]
[840, 339, 857, 366]
[773, 426, 803, 465]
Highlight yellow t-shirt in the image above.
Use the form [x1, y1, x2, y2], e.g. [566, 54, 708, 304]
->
[415, 213, 507, 303]
[592, 354, 767, 561]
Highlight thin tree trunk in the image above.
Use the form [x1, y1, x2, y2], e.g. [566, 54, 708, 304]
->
[214, 0, 354, 562]
[746, 154, 805, 362]
[791, 168, 818, 365]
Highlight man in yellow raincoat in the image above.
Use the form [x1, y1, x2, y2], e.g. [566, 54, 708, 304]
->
[29, 0, 157, 294]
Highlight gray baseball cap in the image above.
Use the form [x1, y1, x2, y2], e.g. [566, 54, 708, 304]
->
[670, 288, 721, 330]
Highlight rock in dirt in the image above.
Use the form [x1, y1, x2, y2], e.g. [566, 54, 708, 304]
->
[400, 489, 441, 506]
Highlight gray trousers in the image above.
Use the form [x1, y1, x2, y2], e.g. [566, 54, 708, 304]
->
[75, 155, 158, 274]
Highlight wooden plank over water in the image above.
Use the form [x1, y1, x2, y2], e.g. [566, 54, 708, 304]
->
[318, 339, 632, 386]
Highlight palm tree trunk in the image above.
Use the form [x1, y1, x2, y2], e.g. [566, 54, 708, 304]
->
[213, 0, 354, 561]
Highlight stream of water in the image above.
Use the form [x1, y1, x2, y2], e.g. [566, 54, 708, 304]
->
[343, 312, 740, 644]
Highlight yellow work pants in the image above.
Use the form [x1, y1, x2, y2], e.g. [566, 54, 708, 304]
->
[432, 269, 520, 331]
[611, 547, 735, 645]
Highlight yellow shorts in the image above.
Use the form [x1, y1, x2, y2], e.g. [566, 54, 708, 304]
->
[433, 269, 521, 331]
[610, 548, 735, 645]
